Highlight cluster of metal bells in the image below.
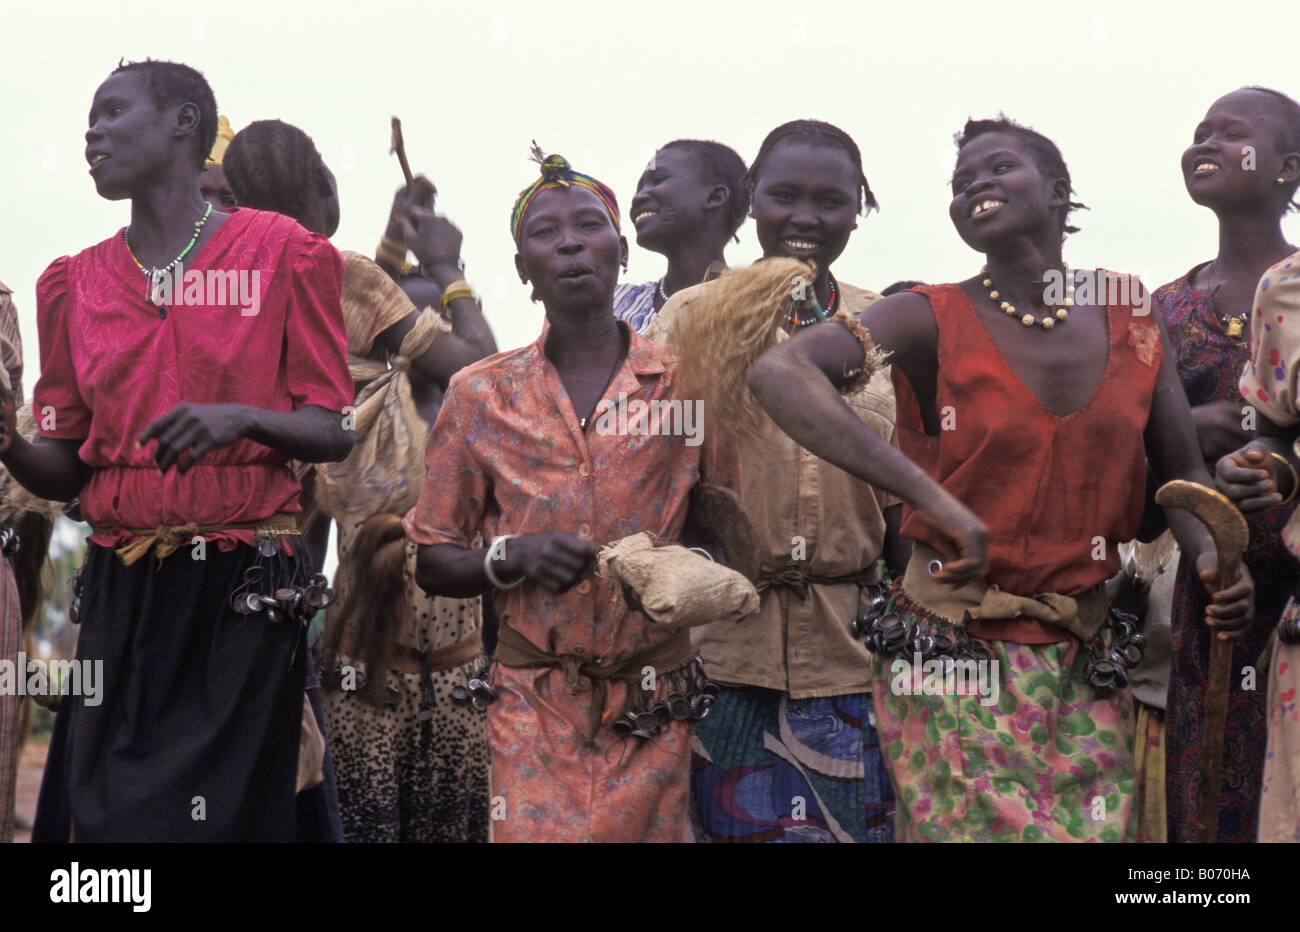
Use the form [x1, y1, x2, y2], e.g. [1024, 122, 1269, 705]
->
[0, 526, 20, 559]
[230, 567, 333, 626]
[450, 669, 498, 711]
[850, 590, 991, 663]
[611, 685, 719, 740]
[1083, 608, 1147, 697]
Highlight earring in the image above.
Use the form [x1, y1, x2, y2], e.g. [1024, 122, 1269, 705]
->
[1279, 177, 1288, 185]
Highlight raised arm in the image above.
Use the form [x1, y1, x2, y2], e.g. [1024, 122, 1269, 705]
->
[374, 177, 497, 383]
[747, 292, 987, 582]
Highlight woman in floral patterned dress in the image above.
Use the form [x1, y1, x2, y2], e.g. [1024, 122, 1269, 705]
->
[744, 116, 1254, 842]
[1155, 86, 1300, 843]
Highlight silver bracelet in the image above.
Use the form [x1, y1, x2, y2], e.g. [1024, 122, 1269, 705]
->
[484, 534, 525, 589]
[688, 547, 715, 563]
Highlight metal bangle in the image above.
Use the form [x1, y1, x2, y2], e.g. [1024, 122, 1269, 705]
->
[440, 280, 476, 311]
[1270, 452, 1300, 506]
[484, 535, 525, 589]
[687, 547, 715, 563]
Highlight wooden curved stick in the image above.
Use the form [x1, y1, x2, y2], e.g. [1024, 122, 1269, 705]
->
[389, 117, 414, 187]
[1154, 479, 1248, 843]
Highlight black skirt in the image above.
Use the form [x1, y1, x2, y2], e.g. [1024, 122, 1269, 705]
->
[59, 540, 310, 841]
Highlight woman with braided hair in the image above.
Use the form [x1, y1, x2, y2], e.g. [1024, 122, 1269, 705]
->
[224, 118, 495, 842]
[645, 119, 903, 843]
[737, 115, 1255, 842]
[615, 139, 747, 333]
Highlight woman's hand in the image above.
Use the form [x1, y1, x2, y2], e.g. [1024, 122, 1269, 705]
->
[139, 402, 251, 473]
[1215, 439, 1286, 513]
[1195, 550, 1255, 639]
[384, 174, 436, 240]
[498, 531, 595, 593]
[397, 206, 463, 277]
[912, 490, 988, 585]
[1192, 399, 1252, 462]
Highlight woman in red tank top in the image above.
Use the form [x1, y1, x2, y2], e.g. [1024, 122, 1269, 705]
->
[746, 116, 1254, 842]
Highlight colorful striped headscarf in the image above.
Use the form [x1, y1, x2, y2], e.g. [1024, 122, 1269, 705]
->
[510, 141, 620, 246]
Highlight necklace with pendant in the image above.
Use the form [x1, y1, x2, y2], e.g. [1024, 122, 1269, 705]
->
[786, 275, 838, 329]
[123, 201, 213, 297]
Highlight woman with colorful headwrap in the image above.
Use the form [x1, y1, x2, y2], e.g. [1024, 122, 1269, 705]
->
[403, 145, 740, 842]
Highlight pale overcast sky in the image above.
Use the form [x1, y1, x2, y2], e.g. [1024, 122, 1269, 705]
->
[3, 0, 1298, 387]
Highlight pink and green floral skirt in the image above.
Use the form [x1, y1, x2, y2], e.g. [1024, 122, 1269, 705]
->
[869, 612, 1137, 842]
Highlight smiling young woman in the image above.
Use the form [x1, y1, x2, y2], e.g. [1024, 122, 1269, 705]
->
[614, 139, 746, 332]
[741, 115, 1256, 843]
[645, 119, 903, 843]
[1154, 86, 1300, 844]
[7, 59, 354, 842]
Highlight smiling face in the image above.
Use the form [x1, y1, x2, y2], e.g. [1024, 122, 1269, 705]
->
[1182, 90, 1296, 212]
[751, 141, 859, 270]
[85, 71, 195, 200]
[948, 131, 1065, 252]
[514, 185, 627, 314]
[629, 146, 719, 252]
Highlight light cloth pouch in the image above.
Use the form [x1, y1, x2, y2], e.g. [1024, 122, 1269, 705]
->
[314, 308, 450, 520]
[596, 531, 759, 627]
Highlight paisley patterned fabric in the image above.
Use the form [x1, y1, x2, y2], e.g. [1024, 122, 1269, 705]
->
[1155, 271, 1298, 843]
[402, 320, 740, 842]
[869, 617, 1136, 843]
[691, 688, 894, 842]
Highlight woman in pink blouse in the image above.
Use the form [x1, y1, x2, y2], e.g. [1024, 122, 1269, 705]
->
[3, 59, 354, 841]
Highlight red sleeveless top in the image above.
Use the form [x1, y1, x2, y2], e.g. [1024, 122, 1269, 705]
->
[894, 280, 1161, 604]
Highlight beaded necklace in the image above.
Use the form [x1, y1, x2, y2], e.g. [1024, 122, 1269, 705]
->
[123, 201, 213, 292]
[786, 275, 838, 329]
[981, 263, 1073, 330]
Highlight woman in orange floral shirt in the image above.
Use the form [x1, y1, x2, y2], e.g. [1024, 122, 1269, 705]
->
[403, 151, 739, 842]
